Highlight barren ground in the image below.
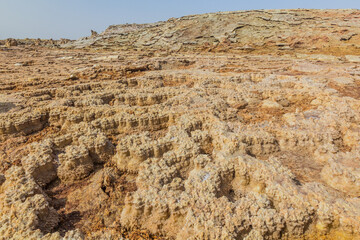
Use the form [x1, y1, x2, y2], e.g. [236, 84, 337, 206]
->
[1, 9, 360, 240]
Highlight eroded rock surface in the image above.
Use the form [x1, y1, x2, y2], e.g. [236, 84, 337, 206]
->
[1, 9, 360, 240]
[63, 9, 360, 56]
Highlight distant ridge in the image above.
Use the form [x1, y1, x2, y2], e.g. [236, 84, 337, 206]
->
[63, 9, 360, 55]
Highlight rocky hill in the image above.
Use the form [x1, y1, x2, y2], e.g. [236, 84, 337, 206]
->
[63, 9, 360, 55]
[0, 9, 360, 240]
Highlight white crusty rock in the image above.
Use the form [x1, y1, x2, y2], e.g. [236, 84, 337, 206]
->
[21, 140, 57, 186]
[57, 145, 94, 183]
[0, 167, 60, 239]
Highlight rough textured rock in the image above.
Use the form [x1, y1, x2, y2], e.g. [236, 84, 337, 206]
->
[5, 38, 18, 47]
[63, 9, 360, 56]
[0, 8, 360, 240]
[21, 140, 57, 186]
[0, 167, 61, 239]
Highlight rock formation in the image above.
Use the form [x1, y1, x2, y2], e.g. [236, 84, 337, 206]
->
[0, 8, 360, 240]
[5, 38, 18, 47]
[63, 9, 360, 56]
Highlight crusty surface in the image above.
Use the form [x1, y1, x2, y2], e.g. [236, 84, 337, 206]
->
[1, 9, 360, 240]
[63, 9, 360, 56]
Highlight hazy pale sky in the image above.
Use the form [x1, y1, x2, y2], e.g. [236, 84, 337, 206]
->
[0, 0, 359, 40]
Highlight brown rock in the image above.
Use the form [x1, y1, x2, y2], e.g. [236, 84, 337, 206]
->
[5, 38, 18, 47]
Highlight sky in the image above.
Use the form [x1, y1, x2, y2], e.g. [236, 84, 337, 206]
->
[0, 0, 359, 40]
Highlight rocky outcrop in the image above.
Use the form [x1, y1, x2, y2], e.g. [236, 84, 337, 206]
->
[21, 141, 57, 186]
[0, 166, 59, 239]
[5, 38, 18, 47]
[63, 9, 360, 55]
